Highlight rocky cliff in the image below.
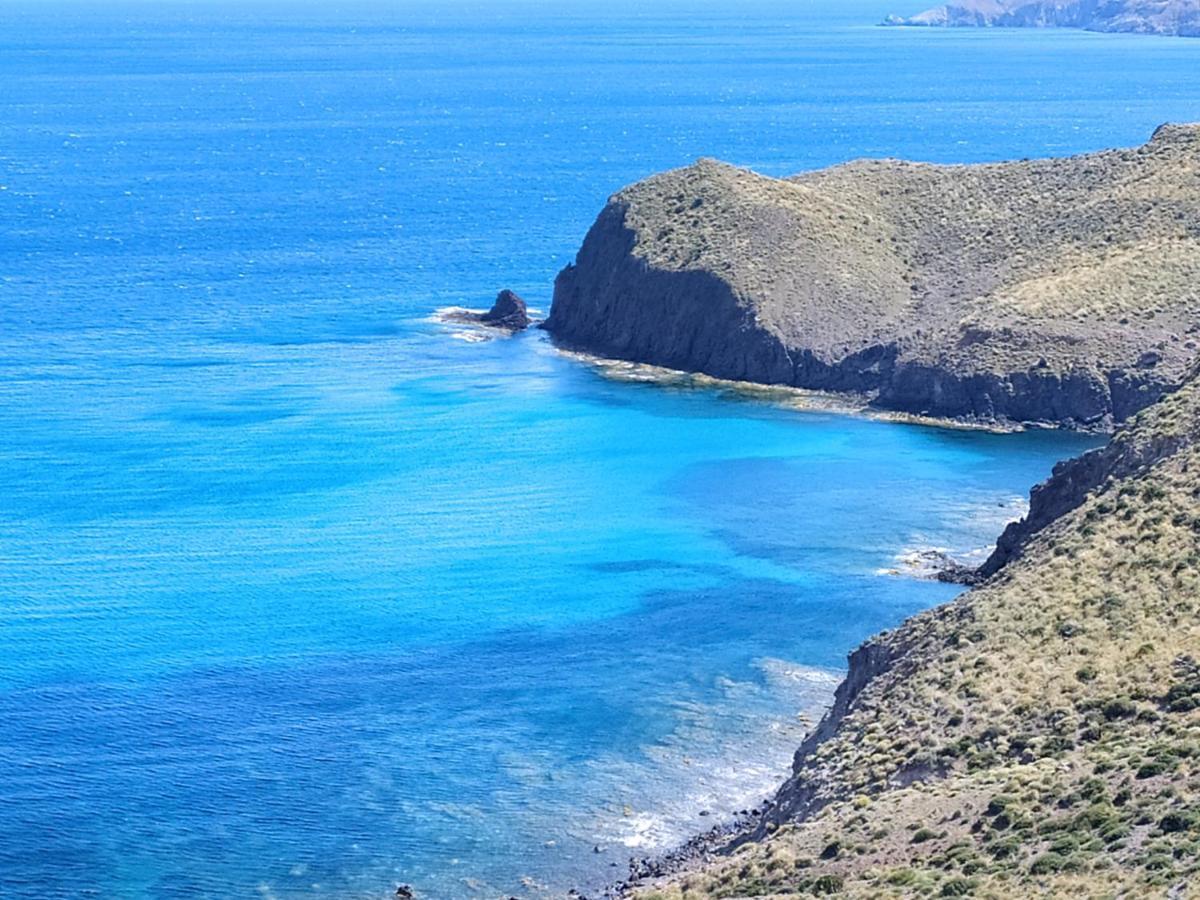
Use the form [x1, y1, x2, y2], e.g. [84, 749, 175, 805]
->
[884, 0, 1200, 36]
[630, 367, 1200, 900]
[546, 124, 1200, 429]
[980, 366, 1200, 575]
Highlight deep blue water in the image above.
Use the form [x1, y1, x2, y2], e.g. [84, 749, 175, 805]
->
[1, 1, 1192, 897]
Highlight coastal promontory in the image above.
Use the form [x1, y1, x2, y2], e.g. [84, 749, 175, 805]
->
[883, 0, 1200, 36]
[545, 125, 1200, 429]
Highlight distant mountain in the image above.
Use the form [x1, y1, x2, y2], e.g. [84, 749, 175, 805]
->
[883, 0, 1200, 36]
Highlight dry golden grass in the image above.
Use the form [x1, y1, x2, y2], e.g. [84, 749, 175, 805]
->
[612, 124, 1200, 381]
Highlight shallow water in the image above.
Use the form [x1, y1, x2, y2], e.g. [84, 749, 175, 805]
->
[1, 1, 1187, 897]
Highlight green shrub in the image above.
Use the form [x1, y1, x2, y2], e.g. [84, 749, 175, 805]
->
[886, 869, 917, 886]
[1160, 811, 1197, 833]
[1103, 697, 1137, 720]
[1138, 760, 1170, 779]
[988, 837, 1021, 859]
[1079, 779, 1107, 801]
[985, 795, 1015, 816]
[1030, 852, 1066, 874]
[940, 877, 978, 897]
[1041, 735, 1074, 755]
[809, 874, 844, 895]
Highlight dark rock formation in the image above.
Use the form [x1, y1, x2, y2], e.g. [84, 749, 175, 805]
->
[479, 289, 531, 330]
[545, 125, 1200, 429]
[442, 289, 531, 331]
[884, 0, 1200, 36]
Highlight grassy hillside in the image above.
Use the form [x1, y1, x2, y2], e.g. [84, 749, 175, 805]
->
[630, 372, 1200, 898]
[619, 123, 1200, 388]
[547, 125, 1200, 427]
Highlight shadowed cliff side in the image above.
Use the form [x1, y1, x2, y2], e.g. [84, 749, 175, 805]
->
[546, 125, 1200, 430]
[628, 367, 1200, 899]
[980, 362, 1200, 576]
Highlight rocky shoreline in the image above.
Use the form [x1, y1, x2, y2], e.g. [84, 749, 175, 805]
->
[598, 366, 1200, 898]
[542, 127, 1200, 897]
[579, 814, 759, 900]
[548, 347, 1048, 434]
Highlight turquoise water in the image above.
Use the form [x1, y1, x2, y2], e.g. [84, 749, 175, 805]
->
[1, 1, 1190, 897]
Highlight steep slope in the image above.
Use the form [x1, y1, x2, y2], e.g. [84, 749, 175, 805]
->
[630, 372, 1200, 898]
[883, 0, 1200, 36]
[545, 125, 1200, 429]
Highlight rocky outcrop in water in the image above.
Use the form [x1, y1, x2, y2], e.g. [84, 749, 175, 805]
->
[442, 289, 531, 331]
[545, 125, 1200, 429]
[479, 289, 530, 330]
[883, 0, 1200, 36]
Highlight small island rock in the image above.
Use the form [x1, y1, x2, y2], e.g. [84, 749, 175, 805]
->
[479, 289, 531, 331]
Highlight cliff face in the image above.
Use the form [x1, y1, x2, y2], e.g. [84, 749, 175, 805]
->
[549, 202, 795, 385]
[980, 370, 1200, 575]
[546, 125, 1200, 429]
[631, 369, 1200, 900]
[884, 0, 1200, 36]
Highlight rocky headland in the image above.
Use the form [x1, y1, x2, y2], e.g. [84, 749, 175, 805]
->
[541, 128, 1200, 897]
[883, 0, 1200, 36]
[544, 124, 1200, 430]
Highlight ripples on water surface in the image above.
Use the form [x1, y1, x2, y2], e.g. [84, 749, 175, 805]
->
[2, 0, 1190, 896]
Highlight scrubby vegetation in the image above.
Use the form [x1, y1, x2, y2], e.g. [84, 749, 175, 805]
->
[630, 373, 1200, 897]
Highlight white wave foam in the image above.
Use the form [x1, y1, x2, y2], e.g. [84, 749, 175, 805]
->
[576, 657, 841, 855]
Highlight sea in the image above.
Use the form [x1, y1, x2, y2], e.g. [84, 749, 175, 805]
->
[1, 1, 1193, 897]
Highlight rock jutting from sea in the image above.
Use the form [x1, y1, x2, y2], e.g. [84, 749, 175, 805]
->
[478, 288, 531, 330]
[441, 288, 532, 332]
[543, 124, 1200, 430]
